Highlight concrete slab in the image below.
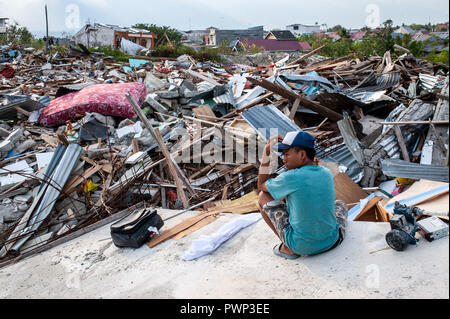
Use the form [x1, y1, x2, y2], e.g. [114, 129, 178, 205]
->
[0, 208, 448, 299]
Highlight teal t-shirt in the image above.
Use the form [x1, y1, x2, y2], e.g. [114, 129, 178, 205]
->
[265, 165, 339, 255]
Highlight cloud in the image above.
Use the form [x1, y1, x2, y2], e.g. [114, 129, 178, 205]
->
[0, 0, 448, 35]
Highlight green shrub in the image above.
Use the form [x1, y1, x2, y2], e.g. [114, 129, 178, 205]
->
[151, 44, 224, 63]
[426, 49, 449, 66]
[88, 46, 131, 62]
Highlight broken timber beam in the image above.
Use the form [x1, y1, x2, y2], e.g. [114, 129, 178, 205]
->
[247, 77, 343, 122]
[154, 128, 189, 209]
[289, 97, 301, 121]
[287, 44, 326, 66]
[126, 93, 192, 208]
[393, 125, 410, 162]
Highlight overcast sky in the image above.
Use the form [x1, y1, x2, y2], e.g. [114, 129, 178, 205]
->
[1, 0, 449, 37]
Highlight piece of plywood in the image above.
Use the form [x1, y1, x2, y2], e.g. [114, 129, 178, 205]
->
[193, 105, 217, 120]
[385, 179, 449, 213]
[334, 173, 368, 204]
[415, 193, 449, 214]
[207, 190, 259, 214]
[173, 215, 217, 240]
[147, 211, 218, 248]
[353, 196, 384, 221]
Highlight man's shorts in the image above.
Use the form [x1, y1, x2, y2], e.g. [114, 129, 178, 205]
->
[263, 199, 348, 252]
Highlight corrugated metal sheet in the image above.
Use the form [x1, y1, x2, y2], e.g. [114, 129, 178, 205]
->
[241, 105, 363, 182]
[316, 142, 363, 183]
[240, 105, 301, 140]
[381, 158, 449, 182]
[419, 73, 446, 93]
[346, 72, 401, 95]
[7, 144, 83, 254]
[0, 96, 46, 119]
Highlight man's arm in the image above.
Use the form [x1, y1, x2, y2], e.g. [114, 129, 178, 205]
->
[257, 135, 282, 192]
[257, 162, 271, 192]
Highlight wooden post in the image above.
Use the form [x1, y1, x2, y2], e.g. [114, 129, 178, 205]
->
[246, 77, 343, 122]
[126, 93, 190, 208]
[154, 128, 189, 208]
[131, 139, 139, 154]
[394, 125, 410, 162]
[287, 44, 327, 66]
[429, 121, 447, 155]
[288, 97, 301, 121]
[45, 4, 49, 50]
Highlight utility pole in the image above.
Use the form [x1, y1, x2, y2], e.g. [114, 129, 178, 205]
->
[45, 4, 49, 49]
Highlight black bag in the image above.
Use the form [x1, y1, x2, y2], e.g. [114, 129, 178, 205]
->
[110, 208, 164, 248]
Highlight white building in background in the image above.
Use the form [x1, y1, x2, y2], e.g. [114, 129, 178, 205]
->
[72, 23, 157, 49]
[286, 23, 327, 35]
[0, 18, 9, 34]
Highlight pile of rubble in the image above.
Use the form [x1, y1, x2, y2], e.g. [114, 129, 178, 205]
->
[0, 42, 448, 266]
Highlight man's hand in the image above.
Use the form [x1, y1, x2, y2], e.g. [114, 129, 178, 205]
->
[262, 135, 283, 162]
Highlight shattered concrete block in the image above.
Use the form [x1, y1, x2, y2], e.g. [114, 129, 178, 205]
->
[17, 203, 28, 212]
[87, 147, 110, 158]
[157, 90, 180, 99]
[0, 126, 10, 138]
[118, 118, 135, 129]
[0, 203, 25, 223]
[0, 139, 14, 154]
[13, 193, 33, 204]
[15, 139, 37, 154]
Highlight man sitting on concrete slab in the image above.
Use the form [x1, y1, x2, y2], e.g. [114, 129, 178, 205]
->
[257, 131, 348, 259]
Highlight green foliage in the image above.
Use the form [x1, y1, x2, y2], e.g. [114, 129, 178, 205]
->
[235, 41, 264, 54]
[297, 34, 353, 57]
[328, 25, 344, 32]
[393, 33, 424, 57]
[297, 20, 407, 58]
[132, 23, 182, 46]
[54, 45, 69, 53]
[31, 39, 45, 50]
[151, 44, 224, 62]
[88, 46, 131, 62]
[425, 49, 449, 66]
[0, 23, 33, 46]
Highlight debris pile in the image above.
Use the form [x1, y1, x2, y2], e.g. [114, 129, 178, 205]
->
[0, 42, 448, 266]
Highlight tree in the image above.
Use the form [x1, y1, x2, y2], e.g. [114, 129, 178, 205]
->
[132, 23, 182, 46]
[394, 33, 424, 57]
[328, 25, 344, 32]
[0, 22, 33, 46]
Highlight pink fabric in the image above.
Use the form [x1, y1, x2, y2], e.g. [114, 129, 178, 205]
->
[39, 82, 146, 127]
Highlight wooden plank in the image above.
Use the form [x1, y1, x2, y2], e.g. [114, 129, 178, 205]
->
[193, 105, 217, 120]
[353, 196, 384, 221]
[173, 215, 217, 240]
[206, 201, 260, 214]
[206, 191, 260, 214]
[289, 97, 301, 121]
[246, 77, 343, 122]
[126, 93, 194, 205]
[155, 128, 189, 209]
[183, 69, 220, 86]
[334, 173, 368, 204]
[147, 211, 219, 248]
[132, 139, 139, 154]
[222, 185, 229, 200]
[62, 164, 102, 194]
[40, 134, 58, 147]
[394, 125, 410, 162]
[287, 44, 327, 66]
